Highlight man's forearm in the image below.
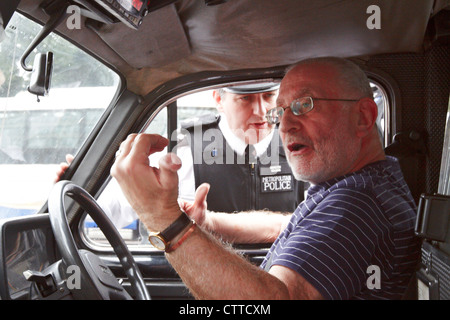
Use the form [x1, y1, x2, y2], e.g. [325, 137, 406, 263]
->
[166, 226, 290, 300]
[205, 211, 291, 244]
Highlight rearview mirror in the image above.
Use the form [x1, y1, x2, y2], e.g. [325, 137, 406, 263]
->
[28, 52, 53, 97]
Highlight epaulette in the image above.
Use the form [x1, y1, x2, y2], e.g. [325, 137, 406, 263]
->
[181, 114, 221, 133]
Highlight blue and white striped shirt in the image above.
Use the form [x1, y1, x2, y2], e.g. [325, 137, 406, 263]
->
[261, 156, 420, 299]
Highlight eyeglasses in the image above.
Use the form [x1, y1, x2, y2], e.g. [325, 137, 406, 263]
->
[265, 96, 361, 125]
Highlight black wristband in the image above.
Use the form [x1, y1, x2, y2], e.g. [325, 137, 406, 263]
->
[160, 211, 192, 242]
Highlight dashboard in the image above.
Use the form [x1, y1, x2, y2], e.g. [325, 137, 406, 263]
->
[0, 214, 58, 300]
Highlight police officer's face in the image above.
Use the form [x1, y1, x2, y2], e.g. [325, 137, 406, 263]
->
[216, 90, 277, 144]
[277, 64, 361, 184]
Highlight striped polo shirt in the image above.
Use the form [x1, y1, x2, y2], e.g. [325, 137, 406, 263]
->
[261, 156, 421, 299]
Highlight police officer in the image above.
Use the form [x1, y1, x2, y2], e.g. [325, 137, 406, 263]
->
[177, 83, 304, 213]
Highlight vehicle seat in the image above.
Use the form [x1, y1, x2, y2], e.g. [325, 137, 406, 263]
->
[384, 130, 427, 204]
[384, 130, 427, 299]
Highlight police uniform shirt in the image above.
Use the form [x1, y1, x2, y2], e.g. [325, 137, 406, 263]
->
[176, 113, 274, 202]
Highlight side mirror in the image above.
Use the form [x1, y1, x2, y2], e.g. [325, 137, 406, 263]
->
[28, 52, 53, 97]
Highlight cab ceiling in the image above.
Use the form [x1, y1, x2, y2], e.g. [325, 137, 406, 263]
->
[18, 0, 437, 95]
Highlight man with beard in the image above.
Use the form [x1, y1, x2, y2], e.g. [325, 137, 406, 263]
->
[111, 57, 420, 299]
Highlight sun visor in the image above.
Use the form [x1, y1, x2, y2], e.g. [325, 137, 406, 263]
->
[89, 4, 190, 69]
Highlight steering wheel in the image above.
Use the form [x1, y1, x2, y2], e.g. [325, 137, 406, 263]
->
[48, 180, 151, 300]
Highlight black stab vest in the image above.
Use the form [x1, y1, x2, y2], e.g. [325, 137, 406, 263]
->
[182, 115, 304, 213]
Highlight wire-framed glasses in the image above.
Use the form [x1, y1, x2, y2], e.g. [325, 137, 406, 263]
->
[265, 96, 361, 124]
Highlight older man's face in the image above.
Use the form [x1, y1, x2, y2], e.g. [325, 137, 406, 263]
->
[278, 64, 362, 184]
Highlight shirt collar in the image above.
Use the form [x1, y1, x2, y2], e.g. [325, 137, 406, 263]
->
[218, 113, 274, 157]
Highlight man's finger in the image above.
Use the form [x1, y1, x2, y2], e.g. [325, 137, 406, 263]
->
[128, 134, 168, 161]
[158, 152, 181, 189]
[117, 133, 137, 159]
[65, 154, 74, 164]
[195, 183, 210, 205]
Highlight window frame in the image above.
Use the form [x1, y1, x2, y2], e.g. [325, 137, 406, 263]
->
[364, 67, 401, 147]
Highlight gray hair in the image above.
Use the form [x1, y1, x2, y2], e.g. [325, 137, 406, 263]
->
[286, 57, 373, 99]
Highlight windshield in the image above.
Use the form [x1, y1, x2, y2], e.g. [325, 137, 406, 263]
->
[0, 12, 121, 219]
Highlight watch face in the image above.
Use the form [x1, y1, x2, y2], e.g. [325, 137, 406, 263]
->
[149, 235, 166, 250]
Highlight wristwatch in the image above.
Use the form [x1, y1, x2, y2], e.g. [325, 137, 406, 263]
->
[148, 211, 195, 252]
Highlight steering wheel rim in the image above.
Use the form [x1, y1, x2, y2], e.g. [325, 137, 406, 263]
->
[48, 180, 151, 300]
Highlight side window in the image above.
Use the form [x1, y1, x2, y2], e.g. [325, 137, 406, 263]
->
[177, 90, 217, 125]
[0, 13, 120, 219]
[84, 81, 389, 248]
[371, 81, 389, 147]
